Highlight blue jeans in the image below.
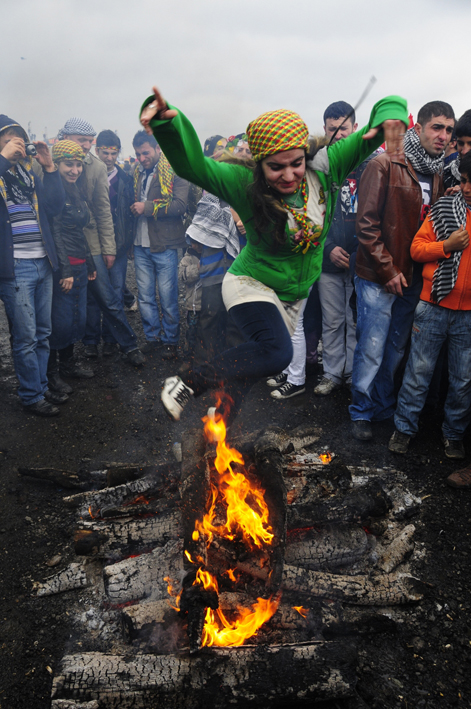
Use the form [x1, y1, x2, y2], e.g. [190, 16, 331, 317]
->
[0, 257, 52, 405]
[83, 254, 137, 353]
[50, 263, 88, 350]
[349, 272, 422, 422]
[134, 245, 179, 345]
[395, 301, 471, 440]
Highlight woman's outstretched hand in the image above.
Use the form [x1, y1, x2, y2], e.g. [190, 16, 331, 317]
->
[140, 86, 178, 135]
[363, 119, 406, 155]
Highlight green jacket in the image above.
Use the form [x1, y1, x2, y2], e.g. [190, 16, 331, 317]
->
[144, 96, 408, 301]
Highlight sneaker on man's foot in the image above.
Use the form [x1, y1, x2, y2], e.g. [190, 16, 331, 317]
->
[24, 399, 60, 417]
[388, 430, 411, 454]
[161, 376, 194, 421]
[48, 372, 73, 394]
[127, 348, 146, 366]
[83, 344, 99, 358]
[314, 377, 340, 396]
[44, 389, 69, 405]
[266, 372, 287, 388]
[271, 382, 306, 400]
[443, 438, 465, 459]
[351, 419, 372, 441]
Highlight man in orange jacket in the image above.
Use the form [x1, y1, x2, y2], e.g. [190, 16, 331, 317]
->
[389, 151, 471, 467]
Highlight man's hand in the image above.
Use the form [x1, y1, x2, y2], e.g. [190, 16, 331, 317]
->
[59, 277, 74, 292]
[445, 185, 461, 197]
[363, 119, 406, 155]
[384, 272, 408, 296]
[34, 141, 55, 172]
[1, 137, 26, 163]
[444, 224, 469, 253]
[140, 86, 178, 135]
[131, 202, 145, 216]
[103, 255, 116, 269]
[329, 246, 350, 269]
[88, 271, 97, 281]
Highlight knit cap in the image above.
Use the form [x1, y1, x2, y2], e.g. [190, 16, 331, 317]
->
[52, 140, 85, 163]
[246, 109, 309, 163]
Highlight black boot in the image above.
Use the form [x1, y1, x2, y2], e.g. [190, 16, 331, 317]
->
[59, 344, 94, 379]
[48, 349, 74, 394]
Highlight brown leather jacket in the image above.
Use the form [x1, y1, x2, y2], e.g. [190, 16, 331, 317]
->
[355, 152, 442, 286]
[134, 165, 189, 253]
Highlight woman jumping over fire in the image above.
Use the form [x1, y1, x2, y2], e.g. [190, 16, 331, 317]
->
[140, 86, 408, 422]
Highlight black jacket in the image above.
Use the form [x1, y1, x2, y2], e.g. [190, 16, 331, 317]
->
[52, 185, 95, 278]
[113, 165, 134, 256]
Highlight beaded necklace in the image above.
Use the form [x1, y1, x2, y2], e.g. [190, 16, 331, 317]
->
[281, 177, 322, 254]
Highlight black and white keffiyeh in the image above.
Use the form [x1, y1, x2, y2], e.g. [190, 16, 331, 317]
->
[186, 193, 241, 260]
[58, 117, 96, 140]
[429, 191, 468, 303]
[403, 127, 444, 176]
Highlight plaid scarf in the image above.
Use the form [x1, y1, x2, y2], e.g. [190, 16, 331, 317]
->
[246, 109, 309, 163]
[403, 127, 444, 176]
[429, 191, 468, 303]
[0, 158, 40, 227]
[133, 153, 175, 218]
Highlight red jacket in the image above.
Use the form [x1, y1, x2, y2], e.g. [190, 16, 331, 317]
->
[411, 210, 471, 310]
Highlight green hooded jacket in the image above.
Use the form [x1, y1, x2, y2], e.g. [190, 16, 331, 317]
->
[143, 95, 408, 301]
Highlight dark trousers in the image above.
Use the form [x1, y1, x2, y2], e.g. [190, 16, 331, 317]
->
[182, 301, 293, 416]
[194, 283, 244, 365]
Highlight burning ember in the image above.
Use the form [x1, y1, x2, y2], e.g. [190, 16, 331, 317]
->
[319, 452, 332, 464]
[175, 402, 280, 647]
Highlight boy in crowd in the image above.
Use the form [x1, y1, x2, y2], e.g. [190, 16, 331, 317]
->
[389, 151, 471, 466]
[444, 110, 471, 190]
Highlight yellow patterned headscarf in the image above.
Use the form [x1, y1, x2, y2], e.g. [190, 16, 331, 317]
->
[246, 109, 309, 163]
[133, 153, 175, 218]
[52, 140, 85, 163]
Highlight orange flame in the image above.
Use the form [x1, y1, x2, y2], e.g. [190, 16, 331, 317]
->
[195, 408, 274, 550]
[319, 452, 332, 464]
[292, 605, 309, 618]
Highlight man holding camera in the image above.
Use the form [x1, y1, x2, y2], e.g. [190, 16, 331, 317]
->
[0, 115, 65, 415]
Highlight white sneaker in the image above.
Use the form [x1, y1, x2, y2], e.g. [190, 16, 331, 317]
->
[314, 377, 340, 396]
[271, 382, 306, 399]
[161, 376, 194, 420]
[266, 372, 287, 388]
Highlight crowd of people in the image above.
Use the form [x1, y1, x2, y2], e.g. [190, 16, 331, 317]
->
[1, 87, 471, 487]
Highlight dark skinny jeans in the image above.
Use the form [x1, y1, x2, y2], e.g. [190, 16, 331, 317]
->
[181, 301, 293, 415]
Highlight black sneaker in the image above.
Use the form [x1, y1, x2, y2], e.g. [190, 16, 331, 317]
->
[48, 372, 73, 394]
[443, 438, 465, 460]
[127, 349, 146, 366]
[60, 362, 94, 379]
[270, 382, 305, 399]
[141, 340, 162, 354]
[388, 430, 411, 454]
[103, 342, 118, 357]
[351, 419, 372, 441]
[161, 345, 178, 361]
[266, 372, 287, 388]
[161, 376, 194, 420]
[83, 344, 99, 358]
[44, 389, 69, 404]
[24, 399, 60, 417]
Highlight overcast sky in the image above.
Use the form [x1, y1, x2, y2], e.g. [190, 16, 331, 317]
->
[2, 0, 469, 159]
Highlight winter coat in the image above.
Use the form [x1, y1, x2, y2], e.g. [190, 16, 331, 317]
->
[142, 96, 409, 301]
[355, 152, 442, 287]
[78, 153, 116, 256]
[51, 187, 95, 279]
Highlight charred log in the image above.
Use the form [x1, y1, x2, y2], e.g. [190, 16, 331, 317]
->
[74, 509, 181, 557]
[64, 466, 180, 518]
[32, 560, 101, 597]
[179, 580, 219, 653]
[376, 524, 415, 573]
[287, 479, 392, 528]
[285, 525, 371, 570]
[18, 467, 90, 490]
[103, 539, 184, 604]
[51, 642, 358, 708]
[51, 701, 100, 709]
[179, 428, 210, 568]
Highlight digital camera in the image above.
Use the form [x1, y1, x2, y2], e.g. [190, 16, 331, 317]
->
[25, 143, 37, 157]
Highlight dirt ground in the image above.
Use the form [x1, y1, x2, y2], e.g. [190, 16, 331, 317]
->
[1, 278, 471, 709]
